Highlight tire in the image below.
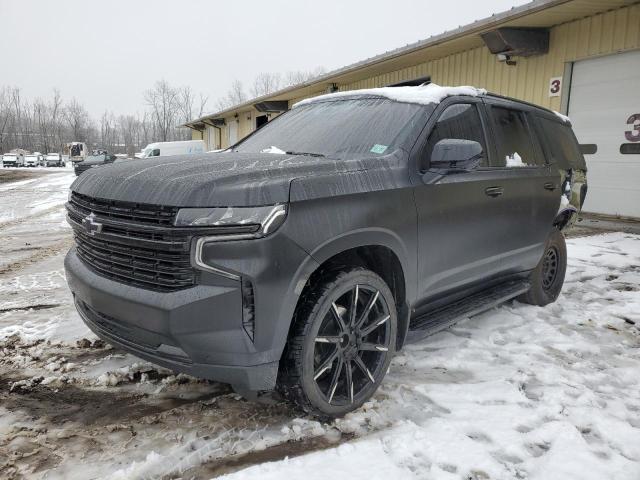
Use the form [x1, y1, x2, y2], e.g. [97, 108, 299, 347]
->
[518, 228, 567, 306]
[278, 267, 397, 418]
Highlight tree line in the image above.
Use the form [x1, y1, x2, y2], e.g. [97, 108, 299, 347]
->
[0, 81, 208, 156]
[0, 67, 325, 156]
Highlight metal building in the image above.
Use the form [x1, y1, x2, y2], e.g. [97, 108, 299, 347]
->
[184, 0, 640, 218]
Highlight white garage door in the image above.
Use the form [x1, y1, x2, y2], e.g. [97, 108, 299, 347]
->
[568, 50, 640, 218]
[228, 120, 238, 146]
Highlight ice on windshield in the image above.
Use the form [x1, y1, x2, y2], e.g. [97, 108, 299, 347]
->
[235, 97, 429, 159]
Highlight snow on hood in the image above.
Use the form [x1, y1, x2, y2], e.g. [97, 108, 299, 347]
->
[293, 83, 487, 108]
[261, 146, 287, 154]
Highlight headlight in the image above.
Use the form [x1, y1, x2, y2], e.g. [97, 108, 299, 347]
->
[184, 204, 288, 280]
[175, 204, 287, 238]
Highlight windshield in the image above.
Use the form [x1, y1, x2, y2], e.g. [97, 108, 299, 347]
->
[234, 97, 429, 159]
[46, 154, 59, 159]
[84, 154, 106, 162]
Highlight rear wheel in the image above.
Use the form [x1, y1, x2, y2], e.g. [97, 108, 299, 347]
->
[518, 228, 567, 306]
[278, 268, 397, 418]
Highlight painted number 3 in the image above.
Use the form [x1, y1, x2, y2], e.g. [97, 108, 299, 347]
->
[626, 114, 640, 142]
[550, 79, 561, 94]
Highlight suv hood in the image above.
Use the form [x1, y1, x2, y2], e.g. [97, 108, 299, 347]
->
[71, 151, 356, 207]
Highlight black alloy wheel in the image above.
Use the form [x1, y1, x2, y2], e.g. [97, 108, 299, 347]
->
[279, 268, 397, 417]
[313, 284, 391, 406]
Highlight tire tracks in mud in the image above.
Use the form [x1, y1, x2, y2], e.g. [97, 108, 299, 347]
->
[0, 238, 73, 276]
[0, 203, 66, 232]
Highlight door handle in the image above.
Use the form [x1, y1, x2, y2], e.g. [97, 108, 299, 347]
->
[485, 186, 503, 197]
[544, 182, 557, 191]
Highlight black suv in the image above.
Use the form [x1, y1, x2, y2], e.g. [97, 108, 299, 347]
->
[65, 85, 587, 417]
[73, 152, 117, 176]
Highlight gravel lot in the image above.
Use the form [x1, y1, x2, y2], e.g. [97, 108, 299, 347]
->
[1, 169, 639, 479]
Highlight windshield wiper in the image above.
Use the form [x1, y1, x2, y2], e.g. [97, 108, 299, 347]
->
[285, 151, 325, 157]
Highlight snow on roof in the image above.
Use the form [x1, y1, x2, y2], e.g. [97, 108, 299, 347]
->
[553, 110, 571, 123]
[293, 83, 487, 108]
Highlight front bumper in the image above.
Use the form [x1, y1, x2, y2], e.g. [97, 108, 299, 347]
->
[65, 226, 317, 390]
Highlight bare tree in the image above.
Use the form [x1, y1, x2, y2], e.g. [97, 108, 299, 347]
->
[145, 79, 180, 142]
[283, 66, 326, 87]
[250, 72, 282, 98]
[100, 111, 118, 152]
[177, 86, 208, 138]
[65, 98, 91, 142]
[216, 79, 247, 110]
[0, 87, 14, 153]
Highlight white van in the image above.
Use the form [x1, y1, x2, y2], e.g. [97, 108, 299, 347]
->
[24, 154, 41, 167]
[141, 140, 205, 158]
[2, 152, 25, 167]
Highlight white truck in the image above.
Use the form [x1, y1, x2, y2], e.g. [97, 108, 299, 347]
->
[141, 140, 205, 158]
[2, 152, 25, 167]
[64, 142, 88, 163]
[44, 153, 65, 167]
[24, 154, 42, 167]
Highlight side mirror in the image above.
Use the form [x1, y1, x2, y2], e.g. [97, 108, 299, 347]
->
[429, 139, 483, 172]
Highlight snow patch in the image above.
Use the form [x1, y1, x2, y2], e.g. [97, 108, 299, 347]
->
[553, 110, 571, 123]
[260, 146, 287, 154]
[293, 83, 487, 108]
[506, 151, 526, 167]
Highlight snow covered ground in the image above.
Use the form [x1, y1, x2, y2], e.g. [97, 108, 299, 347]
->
[0, 170, 639, 479]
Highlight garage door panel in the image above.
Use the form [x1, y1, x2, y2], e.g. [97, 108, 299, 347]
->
[569, 49, 640, 218]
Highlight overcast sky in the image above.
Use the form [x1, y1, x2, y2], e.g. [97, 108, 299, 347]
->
[1, 0, 527, 118]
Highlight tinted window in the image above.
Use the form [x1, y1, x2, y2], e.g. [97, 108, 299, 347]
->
[424, 103, 487, 170]
[235, 98, 429, 159]
[491, 107, 538, 167]
[536, 116, 587, 169]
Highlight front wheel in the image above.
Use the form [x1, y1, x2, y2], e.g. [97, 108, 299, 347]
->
[518, 228, 567, 306]
[278, 268, 397, 418]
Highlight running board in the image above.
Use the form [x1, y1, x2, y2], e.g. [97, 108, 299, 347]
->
[405, 280, 530, 344]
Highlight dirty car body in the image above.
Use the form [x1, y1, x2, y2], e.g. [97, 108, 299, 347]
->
[64, 85, 587, 414]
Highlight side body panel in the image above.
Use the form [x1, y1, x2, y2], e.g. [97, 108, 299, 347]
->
[482, 97, 560, 276]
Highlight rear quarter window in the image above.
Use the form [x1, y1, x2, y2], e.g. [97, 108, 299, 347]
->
[535, 116, 587, 170]
[490, 106, 539, 167]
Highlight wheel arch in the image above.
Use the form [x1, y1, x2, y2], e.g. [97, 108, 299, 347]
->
[283, 229, 413, 354]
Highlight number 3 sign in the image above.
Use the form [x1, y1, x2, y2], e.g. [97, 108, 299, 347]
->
[549, 77, 562, 97]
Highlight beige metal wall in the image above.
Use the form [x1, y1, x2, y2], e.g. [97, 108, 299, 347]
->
[203, 2, 640, 146]
[341, 3, 640, 111]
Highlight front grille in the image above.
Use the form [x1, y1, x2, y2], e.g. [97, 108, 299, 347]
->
[67, 193, 196, 292]
[71, 192, 178, 225]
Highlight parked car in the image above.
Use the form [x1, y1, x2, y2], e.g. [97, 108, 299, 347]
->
[141, 140, 205, 158]
[64, 84, 587, 417]
[24, 154, 42, 167]
[2, 152, 25, 167]
[73, 153, 117, 176]
[44, 153, 65, 167]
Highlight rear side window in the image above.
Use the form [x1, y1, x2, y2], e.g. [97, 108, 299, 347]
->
[424, 103, 487, 170]
[490, 107, 538, 167]
[535, 116, 587, 170]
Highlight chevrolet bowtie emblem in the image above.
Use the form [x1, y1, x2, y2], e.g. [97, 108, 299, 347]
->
[82, 213, 103, 236]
